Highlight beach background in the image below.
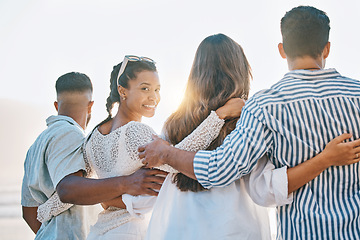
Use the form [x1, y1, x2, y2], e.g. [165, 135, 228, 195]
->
[1, 0, 359, 239]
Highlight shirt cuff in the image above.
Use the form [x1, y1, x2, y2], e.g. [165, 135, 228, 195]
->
[272, 166, 293, 206]
[193, 150, 213, 189]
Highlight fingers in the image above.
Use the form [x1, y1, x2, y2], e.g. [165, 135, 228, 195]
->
[145, 168, 168, 176]
[138, 145, 145, 153]
[332, 133, 353, 144]
[353, 145, 360, 154]
[145, 175, 167, 184]
[146, 182, 163, 191]
[144, 188, 160, 196]
[141, 158, 151, 168]
[142, 174, 167, 196]
[351, 138, 360, 148]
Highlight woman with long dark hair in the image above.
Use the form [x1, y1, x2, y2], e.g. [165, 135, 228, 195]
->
[146, 33, 272, 239]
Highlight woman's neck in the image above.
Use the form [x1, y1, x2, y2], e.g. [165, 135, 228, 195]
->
[110, 107, 142, 133]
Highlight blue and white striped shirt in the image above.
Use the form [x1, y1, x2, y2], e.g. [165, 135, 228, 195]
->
[194, 68, 360, 239]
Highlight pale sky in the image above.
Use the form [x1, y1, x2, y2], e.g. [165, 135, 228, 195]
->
[0, 0, 359, 133]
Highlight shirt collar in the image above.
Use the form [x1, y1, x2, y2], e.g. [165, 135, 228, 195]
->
[46, 115, 84, 133]
[283, 68, 341, 80]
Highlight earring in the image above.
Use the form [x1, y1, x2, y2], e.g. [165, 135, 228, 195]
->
[122, 96, 126, 101]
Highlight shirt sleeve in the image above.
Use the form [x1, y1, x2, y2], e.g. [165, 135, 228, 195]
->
[21, 153, 39, 207]
[242, 155, 293, 207]
[46, 126, 86, 188]
[193, 103, 272, 189]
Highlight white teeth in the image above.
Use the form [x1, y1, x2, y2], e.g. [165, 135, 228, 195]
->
[144, 105, 156, 108]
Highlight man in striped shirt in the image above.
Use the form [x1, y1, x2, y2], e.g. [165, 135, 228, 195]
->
[139, 6, 360, 239]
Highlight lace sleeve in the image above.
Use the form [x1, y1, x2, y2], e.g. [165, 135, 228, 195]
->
[125, 122, 156, 170]
[157, 111, 225, 173]
[174, 111, 224, 151]
[36, 192, 72, 223]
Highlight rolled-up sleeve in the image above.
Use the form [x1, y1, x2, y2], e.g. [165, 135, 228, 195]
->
[243, 156, 293, 207]
[194, 103, 272, 189]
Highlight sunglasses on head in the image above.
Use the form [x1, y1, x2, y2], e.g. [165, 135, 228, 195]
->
[117, 55, 155, 86]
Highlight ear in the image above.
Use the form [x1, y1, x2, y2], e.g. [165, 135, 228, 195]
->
[54, 101, 59, 112]
[118, 85, 127, 99]
[88, 101, 94, 114]
[278, 43, 287, 59]
[322, 42, 331, 59]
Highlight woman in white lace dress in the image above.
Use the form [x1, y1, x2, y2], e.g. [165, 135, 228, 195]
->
[83, 56, 245, 239]
[37, 55, 244, 239]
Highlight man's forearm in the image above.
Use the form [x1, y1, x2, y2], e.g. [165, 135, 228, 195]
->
[56, 174, 128, 205]
[22, 206, 41, 234]
[56, 168, 166, 205]
[164, 146, 197, 179]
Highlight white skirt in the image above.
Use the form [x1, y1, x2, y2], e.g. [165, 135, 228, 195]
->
[145, 175, 272, 240]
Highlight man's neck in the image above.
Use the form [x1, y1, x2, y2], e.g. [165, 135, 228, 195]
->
[57, 111, 86, 130]
[287, 55, 324, 71]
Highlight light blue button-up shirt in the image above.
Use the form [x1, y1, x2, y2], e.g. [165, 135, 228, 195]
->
[21, 115, 98, 240]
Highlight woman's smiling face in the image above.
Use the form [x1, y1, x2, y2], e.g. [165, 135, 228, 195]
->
[120, 70, 161, 119]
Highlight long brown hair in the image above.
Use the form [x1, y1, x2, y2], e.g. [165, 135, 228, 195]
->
[163, 33, 252, 192]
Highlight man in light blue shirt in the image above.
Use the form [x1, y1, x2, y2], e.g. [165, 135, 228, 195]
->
[22, 72, 166, 239]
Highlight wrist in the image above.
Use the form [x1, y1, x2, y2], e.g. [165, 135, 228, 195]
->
[215, 108, 226, 120]
[116, 176, 128, 195]
[163, 145, 176, 166]
[315, 152, 332, 170]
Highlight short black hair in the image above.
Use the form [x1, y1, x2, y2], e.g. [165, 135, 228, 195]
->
[281, 6, 330, 59]
[55, 72, 93, 94]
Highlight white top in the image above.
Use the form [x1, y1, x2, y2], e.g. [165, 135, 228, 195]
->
[86, 111, 227, 236]
[38, 111, 226, 235]
[145, 155, 292, 240]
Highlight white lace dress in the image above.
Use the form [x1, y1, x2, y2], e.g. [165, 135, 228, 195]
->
[37, 111, 225, 239]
